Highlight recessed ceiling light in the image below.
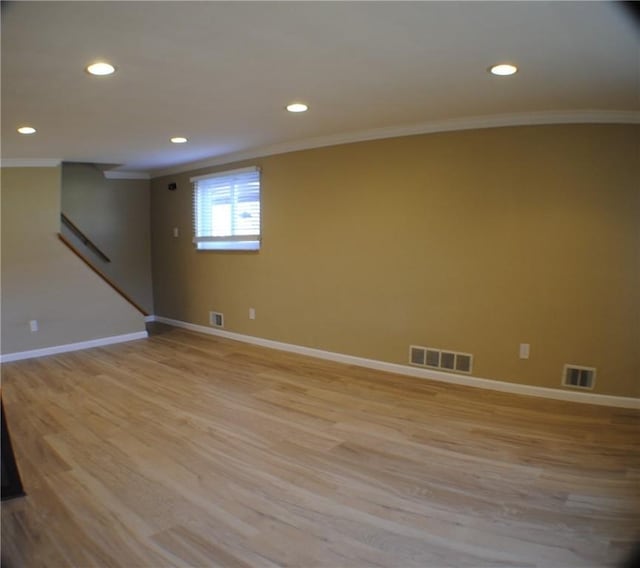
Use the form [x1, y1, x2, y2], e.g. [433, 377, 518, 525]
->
[17, 126, 36, 135]
[489, 63, 518, 76]
[171, 137, 188, 144]
[86, 62, 116, 76]
[286, 103, 308, 113]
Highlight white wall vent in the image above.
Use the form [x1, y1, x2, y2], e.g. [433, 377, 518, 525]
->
[455, 353, 473, 373]
[426, 349, 440, 368]
[410, 345, 426, 366]
[409, 345, 473, 374]
[441, 351, 456, 370]
[563, 364, 596, 390]
[209, 311, 224, 328]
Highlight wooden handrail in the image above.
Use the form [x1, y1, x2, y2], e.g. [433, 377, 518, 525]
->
[57, 234, 149, 316]
[60, 213, 111, 263]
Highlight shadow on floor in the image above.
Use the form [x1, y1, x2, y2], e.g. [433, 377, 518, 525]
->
[145, 321, 176, 336]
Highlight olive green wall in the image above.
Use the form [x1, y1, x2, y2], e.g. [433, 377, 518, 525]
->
[61, 163, 153, 314]
[1, 166, 146, 355]
[150, 124, 639, 398]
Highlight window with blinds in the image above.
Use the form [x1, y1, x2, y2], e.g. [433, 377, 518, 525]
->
[191, 166, 261, 250]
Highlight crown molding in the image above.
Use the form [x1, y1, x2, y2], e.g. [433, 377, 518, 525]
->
[1, 159, 61, 168]
[103, 170, 150, 180]
[151, 110, 640, 178]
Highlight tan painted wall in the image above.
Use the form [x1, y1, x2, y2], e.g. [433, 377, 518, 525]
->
[1, 167, 146, 355]
[61, 162, 153, 314]
[150, 124, 639, 398]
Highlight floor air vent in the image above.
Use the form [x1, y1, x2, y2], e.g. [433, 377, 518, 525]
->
[410, 346, 426, 366]
[209, 311, 224, 328]
[426, 349, 440, 368]
[409, 345, 473, 374]
[563, 365, 596, 389]
[455, 353, 472, 373]
[441, 351, 456, 370]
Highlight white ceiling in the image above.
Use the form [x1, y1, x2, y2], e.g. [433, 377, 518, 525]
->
[2, 1, 638, 176]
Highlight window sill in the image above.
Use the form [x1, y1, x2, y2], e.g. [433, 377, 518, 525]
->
[196, 241, 260, 251]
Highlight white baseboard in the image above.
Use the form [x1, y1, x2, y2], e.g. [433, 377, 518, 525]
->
[0, 331, 148, 363]
[151, 316, 639, 410]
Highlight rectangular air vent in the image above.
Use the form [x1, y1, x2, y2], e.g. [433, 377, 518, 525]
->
[409, 345, 473, 374]
[209, 311, 224, 328]
[441, 351, 456, 370]
[563, 364, 596, 390]
[426, 349, 440, 368]
[410, 345, 426, 366]
[455, 353, 472, 373]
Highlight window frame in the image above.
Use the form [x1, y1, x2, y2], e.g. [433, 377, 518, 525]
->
[191, 166, 261, 251]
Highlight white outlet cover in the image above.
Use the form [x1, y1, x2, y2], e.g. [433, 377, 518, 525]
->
[519, 343, 530, 359]
[249, 308, 256, 320]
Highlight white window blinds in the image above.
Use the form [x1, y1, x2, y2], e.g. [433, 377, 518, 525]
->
[191, 166, 261, 250]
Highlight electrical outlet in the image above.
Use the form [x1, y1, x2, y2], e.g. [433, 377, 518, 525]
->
[519, 343, 530, 359]
[29, 319, 38, 333]
[249, 307, 256, 320]
[173, 227, 179, 238]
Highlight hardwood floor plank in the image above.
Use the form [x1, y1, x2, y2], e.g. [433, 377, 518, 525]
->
[2, 325, 638, 567]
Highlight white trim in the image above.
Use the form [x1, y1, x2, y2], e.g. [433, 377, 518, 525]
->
[0, 331, 148, 363]
[152, 110, 640, 178]
[103, 170, 150, 180]
[153, 316, 640, 410]
[1, 159, 61, 168]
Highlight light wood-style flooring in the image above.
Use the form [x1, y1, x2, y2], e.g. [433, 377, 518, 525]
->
[2, 324, 639, 567]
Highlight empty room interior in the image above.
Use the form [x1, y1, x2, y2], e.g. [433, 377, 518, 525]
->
[1, 1, 639, 567]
